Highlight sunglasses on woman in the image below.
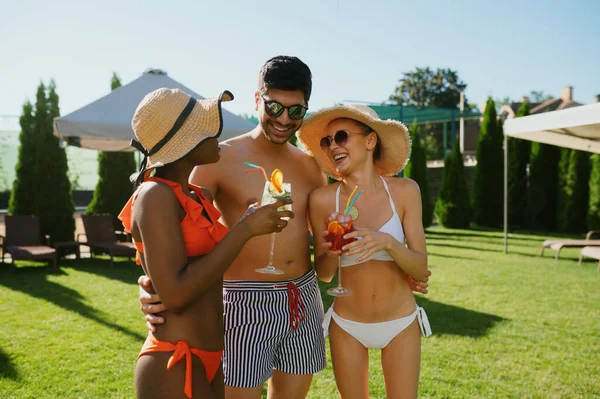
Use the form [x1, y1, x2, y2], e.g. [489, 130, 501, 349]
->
[320, 130, 367, 151]
[261, 95, 308, 121]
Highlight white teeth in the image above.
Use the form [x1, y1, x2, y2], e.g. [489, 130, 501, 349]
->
[334, 154, 347, 161]
[272, 125, 287, 132]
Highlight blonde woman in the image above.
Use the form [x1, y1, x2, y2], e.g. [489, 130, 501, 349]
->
[299, 104, 431, 399]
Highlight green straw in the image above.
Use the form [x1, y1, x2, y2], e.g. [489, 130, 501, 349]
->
[345, 189, 363, 216]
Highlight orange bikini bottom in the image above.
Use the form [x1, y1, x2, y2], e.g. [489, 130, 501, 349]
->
[138, 335, 223, 398]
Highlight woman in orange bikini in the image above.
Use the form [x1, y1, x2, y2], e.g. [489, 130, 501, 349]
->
[119, 88, 293, 399]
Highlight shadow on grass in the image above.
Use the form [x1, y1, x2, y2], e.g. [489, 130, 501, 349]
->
[427, 235, 542, 252]
[0, 265, 144, 341]
[428, 242, 549, 260]
[427, 242, 503, 254]
[417, 297, 506, 337]
[63, 256, 141, 286]
[0, 347, 19, 381]
[317, 281, 506, 338]
[426, 227, 584, 243]
[427, 252, 475, 261]
[427, 228, 540, 241]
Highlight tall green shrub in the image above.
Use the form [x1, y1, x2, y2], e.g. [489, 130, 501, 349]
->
[9, 101, 37, 215]
[556, 148, 571, 230]
[404, 121, 432, 227]
[33, 80, 75, 243]
[559, 150, 590, 233]
[435, 137, 471, 228]
[472, 98, 503, 227]
[86, 73, 137, 228]
[507, 102, 531, 227]
[588, 154, 600, 230]
[526, 142, 561, 230]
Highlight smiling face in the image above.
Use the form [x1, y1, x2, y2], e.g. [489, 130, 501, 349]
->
[255, 89, 307, 145]
[322, 118, 378, 176]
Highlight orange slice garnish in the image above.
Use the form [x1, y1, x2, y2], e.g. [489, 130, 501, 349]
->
[271, 168, 283, 193]
[327, 221, 345, 235]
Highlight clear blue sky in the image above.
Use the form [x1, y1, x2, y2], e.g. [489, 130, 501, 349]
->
[1, 0, 599, 124]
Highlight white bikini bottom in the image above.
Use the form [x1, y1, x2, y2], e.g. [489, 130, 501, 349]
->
[323, 305, 432, 349]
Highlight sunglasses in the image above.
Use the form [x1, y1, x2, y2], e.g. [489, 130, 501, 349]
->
[320, 130, 366, 151]
[261, 95, 308, 121]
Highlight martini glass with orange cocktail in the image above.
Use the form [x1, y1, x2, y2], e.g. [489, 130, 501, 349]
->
[245, 163, 291, 275]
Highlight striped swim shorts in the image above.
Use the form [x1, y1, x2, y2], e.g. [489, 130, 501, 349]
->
[222, 270, 327, 388]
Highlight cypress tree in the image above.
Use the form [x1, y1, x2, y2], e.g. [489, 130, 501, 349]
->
[472, 98, 504, 227]
[404, 120, 432, 227]
[9, 101, 37, 215]
[34, 80, 75, 243]
[556, 147, 571, 230]
[526, 142, 561, 230]
[559, 150, 590, 233]
[435, 137, 471, 228]
[588, 154, 600, 230]
[507, 102, 531, 227]
[86, 72, 137, 228]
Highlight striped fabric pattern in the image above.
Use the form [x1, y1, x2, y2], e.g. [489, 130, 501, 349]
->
[223, 271, 327, 388]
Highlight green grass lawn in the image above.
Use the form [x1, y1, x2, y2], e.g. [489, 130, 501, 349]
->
[1, 228, 599, 398]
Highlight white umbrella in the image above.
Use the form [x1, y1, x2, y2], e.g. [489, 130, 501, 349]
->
[54, 69, 256, 151]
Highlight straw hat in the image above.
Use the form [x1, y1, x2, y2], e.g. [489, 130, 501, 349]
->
[297, 103, 411, 180]
[131, 88, 233, 173]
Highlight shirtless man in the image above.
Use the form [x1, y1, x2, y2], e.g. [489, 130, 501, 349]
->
[139, 56, 327, 399]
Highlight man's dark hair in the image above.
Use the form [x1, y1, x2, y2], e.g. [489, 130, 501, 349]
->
[258, 56, 312, 103]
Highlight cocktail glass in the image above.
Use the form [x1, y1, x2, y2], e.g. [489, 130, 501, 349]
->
[325, 212, 354, 296]
[255, 181, 291, 274]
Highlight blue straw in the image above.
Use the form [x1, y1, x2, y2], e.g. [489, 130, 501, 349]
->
[244, 161, 261, 168]
[345, 190, 363, 216]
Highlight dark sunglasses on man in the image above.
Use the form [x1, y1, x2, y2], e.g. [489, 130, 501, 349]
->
[320, 130, 367, 151]
[261, 94, 308, 121]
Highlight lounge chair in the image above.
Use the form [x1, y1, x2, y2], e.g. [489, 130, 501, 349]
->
[0, 215, 58, 271]
[541, 230, 600, 261]
[78, 214, 135, 267]
[578, 246, 600, 272]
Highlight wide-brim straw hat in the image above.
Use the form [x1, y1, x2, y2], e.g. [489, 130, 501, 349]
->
[131, 88, 233, 173]
[297, 103, 411, 180]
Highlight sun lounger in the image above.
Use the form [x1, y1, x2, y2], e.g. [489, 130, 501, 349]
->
[541, 230, 600, 260]
[578, 246, 600, 272]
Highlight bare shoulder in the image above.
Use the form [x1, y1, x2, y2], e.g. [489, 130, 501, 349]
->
[308, 181, 337, 207]
[220, 133, 253, 153]
[290, 145, 327, 186]
[385, 176, 421, 198]
[134, 182, 179, 216]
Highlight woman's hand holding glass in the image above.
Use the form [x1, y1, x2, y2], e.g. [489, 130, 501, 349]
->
[342, 228, 432, 294]
[321, 229, 343, 257]
[342, 228, 391, 263]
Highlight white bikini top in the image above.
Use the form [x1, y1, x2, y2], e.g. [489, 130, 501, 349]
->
[338, 176, 405, 267]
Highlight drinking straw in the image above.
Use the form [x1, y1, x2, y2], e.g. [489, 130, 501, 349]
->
[344, 189, 364, 216]
[346, 185, 358, 211]
[244, 162, 269, 182]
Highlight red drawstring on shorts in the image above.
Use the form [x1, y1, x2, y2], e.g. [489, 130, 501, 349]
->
[275, 282, 306, 330]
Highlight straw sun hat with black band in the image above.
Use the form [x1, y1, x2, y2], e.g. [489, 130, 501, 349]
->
[130, 88, 233, 182]
[297, 103, 411, 180]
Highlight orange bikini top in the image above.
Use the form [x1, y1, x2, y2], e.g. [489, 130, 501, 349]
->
[118, 177, 229, 265]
